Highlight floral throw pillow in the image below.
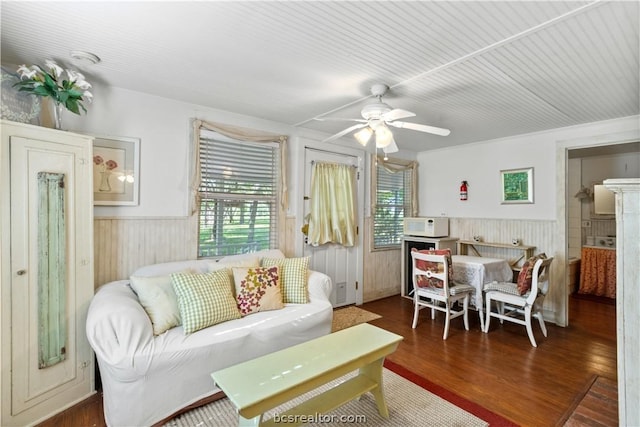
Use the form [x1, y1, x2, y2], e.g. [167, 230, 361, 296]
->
[516, 253, 547, 295]
[232, 266, 284, 316]
[261, 257, 309, 303]
[411, 248, 454, 289]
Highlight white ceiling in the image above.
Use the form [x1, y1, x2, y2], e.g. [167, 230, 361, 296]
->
[1, 1, 638, 152]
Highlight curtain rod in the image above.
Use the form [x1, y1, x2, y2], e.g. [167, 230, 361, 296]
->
[311, 160, 357, 168]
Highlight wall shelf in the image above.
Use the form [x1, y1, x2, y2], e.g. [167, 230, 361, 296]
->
[456, 240, 536, 269]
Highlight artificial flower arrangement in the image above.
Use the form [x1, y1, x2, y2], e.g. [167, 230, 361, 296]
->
[13, 60, 93, 115]
[93, 155, 118, 172]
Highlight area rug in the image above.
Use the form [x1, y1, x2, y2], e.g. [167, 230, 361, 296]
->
[165, 363, 505, 427]
[383, 360, 517, 427]
[560, 375, 618, 426]
[331, 305, 382, 332]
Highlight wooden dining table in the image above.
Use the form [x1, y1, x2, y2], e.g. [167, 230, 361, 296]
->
[451, 255, 514, 331]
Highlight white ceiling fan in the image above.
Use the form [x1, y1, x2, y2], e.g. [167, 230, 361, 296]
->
[317, 83, 450, 156]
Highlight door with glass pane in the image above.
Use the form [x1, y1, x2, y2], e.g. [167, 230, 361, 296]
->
[303, 148, 363, 307]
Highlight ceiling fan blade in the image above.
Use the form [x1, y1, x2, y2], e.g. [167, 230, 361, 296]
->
[382, 108, 415, 122]
[388, 121, 451, 136]
[322, 123, 368, 143]
[314, 117, 367, 123]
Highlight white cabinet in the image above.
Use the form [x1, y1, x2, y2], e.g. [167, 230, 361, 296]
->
[1, 120, 95, 426]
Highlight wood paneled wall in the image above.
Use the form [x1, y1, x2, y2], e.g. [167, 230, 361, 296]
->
[363, 217, 402, 303]
[93, 216, 198, 287]
[448, 217, 563, 323]
[449, 218, 556, 263]
[93, 216, 564, 324]
[95, 214, 293, 288]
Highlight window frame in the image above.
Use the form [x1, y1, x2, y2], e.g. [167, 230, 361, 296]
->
[196, 131, 281, 259]
[370, 155, 417, 251]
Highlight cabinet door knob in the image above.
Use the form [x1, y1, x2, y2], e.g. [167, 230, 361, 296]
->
[16, 269, 26, 276]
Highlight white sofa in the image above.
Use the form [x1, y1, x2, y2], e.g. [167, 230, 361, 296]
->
[86, 249, 333, 427]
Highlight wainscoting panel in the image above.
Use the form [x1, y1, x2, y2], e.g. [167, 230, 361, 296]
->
[448, 217, 563, 324]
[94, 217, 198, 288]
[363, 217, 402, 303]
[93, 216, 564, 325]
[283, 216, 297, 257]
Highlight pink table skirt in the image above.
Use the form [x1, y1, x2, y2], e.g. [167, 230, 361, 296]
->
[579, 247, 616, 298]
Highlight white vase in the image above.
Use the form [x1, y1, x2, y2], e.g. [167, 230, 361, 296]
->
[98, 171, 111, 192]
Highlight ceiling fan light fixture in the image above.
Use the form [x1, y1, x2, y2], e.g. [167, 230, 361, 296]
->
[320, 82, 451, 147]
[375, 125, 393, 148]
[354, 127, 373, 146]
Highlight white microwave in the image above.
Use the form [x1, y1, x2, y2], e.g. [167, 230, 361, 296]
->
[403, 217, 449, 237]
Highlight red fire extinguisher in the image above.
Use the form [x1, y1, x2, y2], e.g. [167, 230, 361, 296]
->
[460, 181, 468, 201]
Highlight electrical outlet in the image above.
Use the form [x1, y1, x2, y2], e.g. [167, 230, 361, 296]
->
[581, 220, 592, 228]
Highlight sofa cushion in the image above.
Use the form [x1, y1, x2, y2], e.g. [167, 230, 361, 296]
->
[261, 257, 310, 303]
[219, 249, 285, 264]
[232, 265, 284, 316]
[129, 272, 190, 335]
[171, 270, 242, 334]
[208, 256, 260, 273]
[208, 256, 261, 295]
[128, 250, 284, 278]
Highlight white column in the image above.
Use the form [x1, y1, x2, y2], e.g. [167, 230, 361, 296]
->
[604, 178, 640, 427]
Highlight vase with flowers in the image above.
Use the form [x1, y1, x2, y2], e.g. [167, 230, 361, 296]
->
[13, 60, 93, 129]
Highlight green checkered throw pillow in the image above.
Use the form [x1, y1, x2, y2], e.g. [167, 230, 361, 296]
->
[171, 270, 241, 334]
[261, 257, 310, 304]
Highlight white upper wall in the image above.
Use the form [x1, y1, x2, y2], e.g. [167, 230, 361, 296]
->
[53, 82, 418, 218]
[12, 77, 638, 221]
[417, 116, 640, 220]
[57, 84, 315, 217]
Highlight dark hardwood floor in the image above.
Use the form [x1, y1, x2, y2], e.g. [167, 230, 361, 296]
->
[38, 294, 617, 427]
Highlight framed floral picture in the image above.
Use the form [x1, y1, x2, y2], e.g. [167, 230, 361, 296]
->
[500, 167, 533, 204]
[92, 135, 140, 206]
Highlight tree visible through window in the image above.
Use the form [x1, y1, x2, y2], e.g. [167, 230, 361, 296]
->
[373, 158, 415, 249]
[198, 135, 279, 257]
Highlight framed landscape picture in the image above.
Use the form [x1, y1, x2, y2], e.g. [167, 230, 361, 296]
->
[92, 135, 140, 206]
[501, 167, 533, 204]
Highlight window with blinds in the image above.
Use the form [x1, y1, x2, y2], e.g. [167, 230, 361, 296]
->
[373, 165, 412, 249]
[198, 136, 279, 257]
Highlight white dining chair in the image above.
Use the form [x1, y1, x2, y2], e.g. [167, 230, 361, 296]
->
[410, 251, 475, 340]
[483, 256, 554, 347]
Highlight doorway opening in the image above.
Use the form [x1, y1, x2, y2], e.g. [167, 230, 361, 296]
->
[562, 140, 639, 325]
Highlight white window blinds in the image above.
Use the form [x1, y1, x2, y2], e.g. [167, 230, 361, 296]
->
[373, 163, 413, 249]
[198, 136, 279, 257]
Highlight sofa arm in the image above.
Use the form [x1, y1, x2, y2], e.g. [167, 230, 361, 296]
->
[307, 270, 333, 301]
[86, 281, 155, 377]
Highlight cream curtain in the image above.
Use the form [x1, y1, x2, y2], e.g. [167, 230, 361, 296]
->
[371, 154, 419, 217]
[308, 162, 357, 247]
[190, 119, 288, 214]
